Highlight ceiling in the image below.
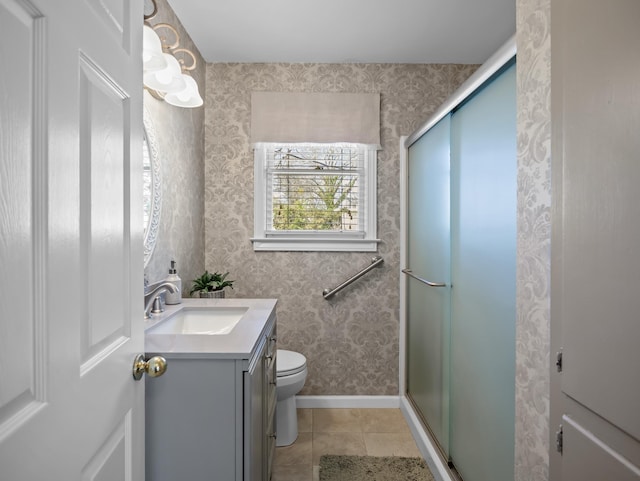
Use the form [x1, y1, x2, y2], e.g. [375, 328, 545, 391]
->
[167, 0, 516, 65]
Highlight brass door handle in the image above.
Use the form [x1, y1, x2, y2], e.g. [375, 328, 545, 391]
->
[132, 354, 167, 380]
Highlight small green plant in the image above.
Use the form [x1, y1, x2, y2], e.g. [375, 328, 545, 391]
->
[190, 270, 234, 295]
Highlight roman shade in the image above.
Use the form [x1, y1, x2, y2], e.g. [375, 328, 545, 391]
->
[250, 92, 381, 148]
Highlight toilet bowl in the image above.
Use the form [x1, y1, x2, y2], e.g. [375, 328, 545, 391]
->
[276, 349, 307, 447]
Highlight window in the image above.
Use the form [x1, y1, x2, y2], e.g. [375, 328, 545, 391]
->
[252, 143, 378, 251]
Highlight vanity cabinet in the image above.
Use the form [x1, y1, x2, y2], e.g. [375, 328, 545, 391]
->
[145, 312, 276, 481]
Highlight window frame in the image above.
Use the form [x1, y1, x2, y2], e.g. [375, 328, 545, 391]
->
[252, 143, 379, 252]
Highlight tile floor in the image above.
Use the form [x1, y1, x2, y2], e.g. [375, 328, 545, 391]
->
[272, 408, 422, 481]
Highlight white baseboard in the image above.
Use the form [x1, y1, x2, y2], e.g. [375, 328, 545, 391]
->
[400, 397, 453, 481]
[295, 395, 401, 409]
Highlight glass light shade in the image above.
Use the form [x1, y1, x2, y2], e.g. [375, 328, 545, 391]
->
[142, 25, 166, 72]
[143, 54, 186, 94]
[164, 75, 203, 108]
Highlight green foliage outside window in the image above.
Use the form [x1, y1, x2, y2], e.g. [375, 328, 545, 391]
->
[271, 146, 359, 231]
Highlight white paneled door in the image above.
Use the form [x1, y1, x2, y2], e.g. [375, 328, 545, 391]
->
[0, 1, 144, 479]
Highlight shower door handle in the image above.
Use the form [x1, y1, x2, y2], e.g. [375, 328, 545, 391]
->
[402, 269, 447, 287]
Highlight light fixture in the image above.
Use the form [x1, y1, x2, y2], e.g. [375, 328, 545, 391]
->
[165, 75, 203, 108]
[143, 0, 203, 108]
[144, 51, 186, 94]
[143, 25, 167, 72]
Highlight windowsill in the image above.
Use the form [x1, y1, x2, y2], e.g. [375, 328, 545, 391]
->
[250, 237, 381, 252]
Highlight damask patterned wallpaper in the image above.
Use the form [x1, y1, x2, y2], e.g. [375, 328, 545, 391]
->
[203, 63, 477, 395]
[144, 0, 205, 292]
[515, 0, 552, 479]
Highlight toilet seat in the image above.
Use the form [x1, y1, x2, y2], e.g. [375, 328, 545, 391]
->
[277, 349, 307, 377]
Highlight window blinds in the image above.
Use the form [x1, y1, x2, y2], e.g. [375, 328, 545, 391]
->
[265, 144, 365, 235]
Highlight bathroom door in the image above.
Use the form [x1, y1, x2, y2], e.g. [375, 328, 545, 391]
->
[0, 1, 145, 479]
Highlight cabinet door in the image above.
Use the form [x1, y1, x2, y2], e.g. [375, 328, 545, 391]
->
[264, 326, 277, 480]
[146, 359, 238, 481]
[245, 338, 266, 481]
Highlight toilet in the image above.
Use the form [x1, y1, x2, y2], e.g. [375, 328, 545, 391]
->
[275, 349, 307, 446]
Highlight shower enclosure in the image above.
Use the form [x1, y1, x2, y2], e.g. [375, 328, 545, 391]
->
[402, 39, 516, 481]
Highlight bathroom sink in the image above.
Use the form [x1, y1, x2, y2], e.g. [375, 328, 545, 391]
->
[148, 307, 248, 335]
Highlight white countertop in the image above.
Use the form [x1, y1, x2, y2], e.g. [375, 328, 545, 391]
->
[144, 298, 277, 359]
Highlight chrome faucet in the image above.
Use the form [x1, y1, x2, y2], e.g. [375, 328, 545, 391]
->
[144, 281, 178, 319]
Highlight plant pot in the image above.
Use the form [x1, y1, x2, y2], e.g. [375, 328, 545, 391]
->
[198, 289, 225, 299]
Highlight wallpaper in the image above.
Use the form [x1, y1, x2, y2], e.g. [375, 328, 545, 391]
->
[204, 63, 477, 395]
[515, 0, 552, 479]
[143, 0, 205, 293]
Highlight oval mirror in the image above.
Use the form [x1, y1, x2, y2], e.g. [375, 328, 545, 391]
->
[143, 108, 162, 267]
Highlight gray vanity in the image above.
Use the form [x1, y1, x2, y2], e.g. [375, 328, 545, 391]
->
[144, 299, 277, 481]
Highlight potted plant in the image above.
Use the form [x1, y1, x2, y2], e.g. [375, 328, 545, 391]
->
[190, 270, 235, 298]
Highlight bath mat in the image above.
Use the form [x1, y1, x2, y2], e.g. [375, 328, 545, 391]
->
[319, 454, 435, 481]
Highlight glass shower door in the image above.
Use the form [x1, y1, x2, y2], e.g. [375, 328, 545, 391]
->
[406, 115, 451, 457]
[449, 63, 517, 481]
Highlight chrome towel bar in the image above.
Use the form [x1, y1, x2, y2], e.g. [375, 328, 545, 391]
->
[323, 256, 384, 299]
[401, 268, 447, 287]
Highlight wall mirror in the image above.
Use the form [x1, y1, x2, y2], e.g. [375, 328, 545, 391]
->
[143, 107, 162, 267]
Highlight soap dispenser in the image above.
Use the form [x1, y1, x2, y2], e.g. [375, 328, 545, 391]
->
[164, 260, 182, 305]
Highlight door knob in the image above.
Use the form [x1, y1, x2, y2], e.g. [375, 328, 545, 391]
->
[132, 354, 167, 380]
